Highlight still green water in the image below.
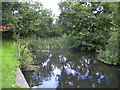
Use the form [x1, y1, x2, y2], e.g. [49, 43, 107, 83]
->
[23, 48, 119, 88]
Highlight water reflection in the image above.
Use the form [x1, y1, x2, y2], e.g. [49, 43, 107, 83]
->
[33, 74, 59, 88]
[23, 49, 119, 88]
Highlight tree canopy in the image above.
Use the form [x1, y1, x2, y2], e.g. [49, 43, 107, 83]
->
[2, 2, 53, 37]
[58, 2, 118, 50]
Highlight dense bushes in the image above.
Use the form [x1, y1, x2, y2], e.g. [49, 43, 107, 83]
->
[58, 2, 116, 51]
[2, 2, 53, 38]
[67, 32, 109, 51]
[98, 30, 119, 65]
[14, 39, 41, 71]
[97, 2, 119, 65]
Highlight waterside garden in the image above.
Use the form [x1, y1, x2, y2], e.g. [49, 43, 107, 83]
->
[1, 1, 119, 88]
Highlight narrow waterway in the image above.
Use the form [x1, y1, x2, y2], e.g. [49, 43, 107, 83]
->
[23, 48, 119, 88]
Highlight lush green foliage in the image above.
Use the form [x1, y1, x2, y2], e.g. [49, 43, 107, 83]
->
[2, 2, 119, 89]
[14, 39, 34, 69]
[2, 1, 119, 73]
[58, 2, 117, 50]
[2, 2, 14, 26]
[57, 2, 119, 65]
[97, 3, 119, 65]
[1, 40, 20, 88]
[13, 35, 69, 70]
[2, 2, 53, 38]
[98, 30, 119, 65]
[35, 34, 69, 49]
[17, 34, 69, 50]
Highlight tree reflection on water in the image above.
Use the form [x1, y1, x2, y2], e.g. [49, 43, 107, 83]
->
[23, 49, 118, 88]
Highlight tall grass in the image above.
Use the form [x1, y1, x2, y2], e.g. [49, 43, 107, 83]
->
[18, 34, 69, 51]
[35, 34, 69, 49]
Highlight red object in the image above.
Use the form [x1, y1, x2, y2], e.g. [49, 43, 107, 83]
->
[0, 26, 10, 31]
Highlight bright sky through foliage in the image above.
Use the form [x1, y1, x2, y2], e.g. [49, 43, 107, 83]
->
[37, 0, 61, 17]
[19, 0, 61, 17]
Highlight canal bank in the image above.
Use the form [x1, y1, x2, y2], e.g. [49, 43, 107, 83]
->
[16, 68, 29, 88]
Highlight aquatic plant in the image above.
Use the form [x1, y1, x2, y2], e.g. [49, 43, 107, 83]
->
[32, 34, 69, 50]
[14, 39, 34, 69]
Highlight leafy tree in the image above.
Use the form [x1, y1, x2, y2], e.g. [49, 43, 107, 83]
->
[97, 2, 119, 65]
[58, 2, 117, 51]
[2, 2, 53, 38]
[14, 2, 53, 37]
[2, 2, 19, 39]
[98, 30, 119, 65]
[2, 2, 13, 26]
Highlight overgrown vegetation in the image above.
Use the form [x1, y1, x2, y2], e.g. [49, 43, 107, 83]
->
[14, 38, 41, 71]
[97, 3, 119, 65]
[2, 2, 53, 38]
[13, 34, 69, 71]
[13, 40, 34, 69]
[34, 34, 69, 49]
[97, 30, 119, 65]
[2, 2, 119, 85]
[58, 2, 117, 51]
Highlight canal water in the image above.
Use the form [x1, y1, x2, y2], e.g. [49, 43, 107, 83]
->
[23, 48, 119, 88]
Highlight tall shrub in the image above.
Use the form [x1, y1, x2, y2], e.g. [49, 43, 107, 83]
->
[58, 2, 116, 50]
[98, 30, 119, 65]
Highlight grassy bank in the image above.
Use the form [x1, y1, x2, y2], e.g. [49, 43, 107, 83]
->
[1, 40, 20, 88]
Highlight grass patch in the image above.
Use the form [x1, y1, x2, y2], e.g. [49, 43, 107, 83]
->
[1, 40, 20, 88]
